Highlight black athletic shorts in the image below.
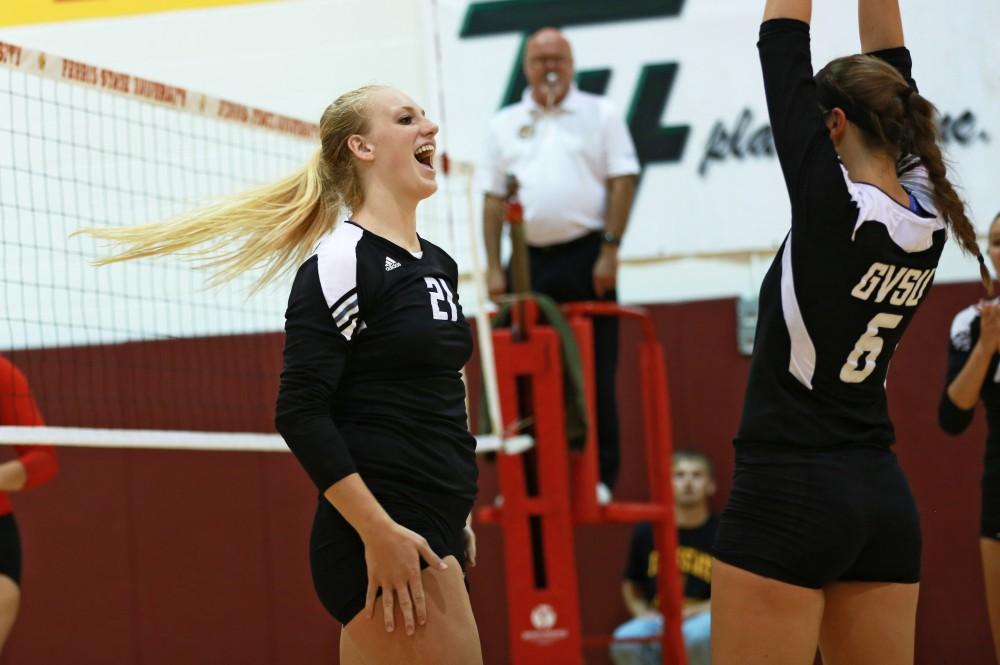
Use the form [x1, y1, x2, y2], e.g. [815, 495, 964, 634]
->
[309, 482, 472, 625]
[0, 514, 21, 586]
[983, 452, 1000, 541]
[714, 442, 921, 588]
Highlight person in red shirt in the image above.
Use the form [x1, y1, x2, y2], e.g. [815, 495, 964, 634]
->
[0, 355, 58, 650]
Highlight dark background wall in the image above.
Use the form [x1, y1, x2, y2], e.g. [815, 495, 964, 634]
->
[1, 281, 994, 664]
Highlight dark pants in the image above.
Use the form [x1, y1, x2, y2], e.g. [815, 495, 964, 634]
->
[0, 513, 21, 586]
[528, 232, 620, 488]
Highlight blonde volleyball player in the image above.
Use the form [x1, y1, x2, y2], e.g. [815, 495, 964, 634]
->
[710, 1, 987, 664]
[79, 86, 482, 665]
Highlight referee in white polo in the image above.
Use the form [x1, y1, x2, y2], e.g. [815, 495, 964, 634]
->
[479, 27, 639, 499]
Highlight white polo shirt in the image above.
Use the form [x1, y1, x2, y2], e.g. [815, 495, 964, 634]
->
[477, 85, 640, 247]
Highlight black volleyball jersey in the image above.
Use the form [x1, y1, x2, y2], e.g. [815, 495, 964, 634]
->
[736, 20, 947, 449]
[275, 221, 478, 500]
[939, 306, 1000, 467]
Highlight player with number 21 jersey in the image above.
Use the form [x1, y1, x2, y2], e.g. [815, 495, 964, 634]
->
[278, 220, 477, 505]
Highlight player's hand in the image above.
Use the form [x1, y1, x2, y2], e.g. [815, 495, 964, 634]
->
[487, 267, 507, 301]
[464, 522, 477, 567]
[362, 520, 447, 635]
[979, 301, 1000, 353]
[593, 245, 618, 297]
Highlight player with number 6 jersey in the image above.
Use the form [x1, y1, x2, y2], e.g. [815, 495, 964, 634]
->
[711, 1, 990, 663]
[734, 148, 944, 448]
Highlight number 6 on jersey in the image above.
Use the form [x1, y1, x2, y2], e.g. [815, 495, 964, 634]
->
[839, 312, 904, 383]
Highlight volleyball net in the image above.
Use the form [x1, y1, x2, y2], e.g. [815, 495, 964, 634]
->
[0, 40, 519, 453]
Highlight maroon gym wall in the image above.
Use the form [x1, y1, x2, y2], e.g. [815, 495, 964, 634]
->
[1, 281, 993, 664]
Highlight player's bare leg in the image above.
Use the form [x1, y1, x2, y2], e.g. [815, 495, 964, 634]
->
[982, 538, 1000, 664]
[343, 555, 482, 665]
[819, 580, 918, 665]
[0, 575, 20, 652]
[711, 559, 824, 665]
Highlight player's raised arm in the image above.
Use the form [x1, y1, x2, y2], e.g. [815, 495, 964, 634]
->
[859, 0, 905, 53]
[763, 0, 810, 23]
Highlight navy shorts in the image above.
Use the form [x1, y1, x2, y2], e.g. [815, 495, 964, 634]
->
[983, 453, 1000, 541]
[0, 514, 21, 586]
[714, 442, 921, 588]
[309, 483, 472, 625]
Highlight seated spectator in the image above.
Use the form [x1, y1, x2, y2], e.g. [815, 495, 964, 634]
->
[610, 450, 717, 665]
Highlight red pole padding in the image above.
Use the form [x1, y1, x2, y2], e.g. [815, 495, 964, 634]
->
[480, 302, 688, 664]
[478, 326, 584, 664]
[561, 303, 688, 665]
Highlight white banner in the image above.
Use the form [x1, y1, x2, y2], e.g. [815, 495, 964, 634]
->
[432, 0, 1000, 262]
[1, 0, 996, 312]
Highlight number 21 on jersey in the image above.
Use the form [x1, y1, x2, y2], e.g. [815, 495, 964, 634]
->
[425, 277, 458, 322]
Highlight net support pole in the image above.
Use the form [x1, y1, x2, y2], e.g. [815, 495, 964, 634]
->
[478, 325, 583, 664]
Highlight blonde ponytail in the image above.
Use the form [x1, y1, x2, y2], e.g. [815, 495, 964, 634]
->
[76, 84, 384, 291]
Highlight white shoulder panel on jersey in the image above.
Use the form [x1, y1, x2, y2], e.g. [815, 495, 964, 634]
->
[780, 232, 816, 389]
[950, 303, 979, 352]
[840, 164, 946, 253]
[898, 155, 938, 216]
[313, 223, 364, 341]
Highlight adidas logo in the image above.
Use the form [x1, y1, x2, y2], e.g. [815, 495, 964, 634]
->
[385, 256, 402, 272]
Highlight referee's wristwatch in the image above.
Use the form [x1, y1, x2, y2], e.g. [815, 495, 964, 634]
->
[601, 231, 621, 247]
